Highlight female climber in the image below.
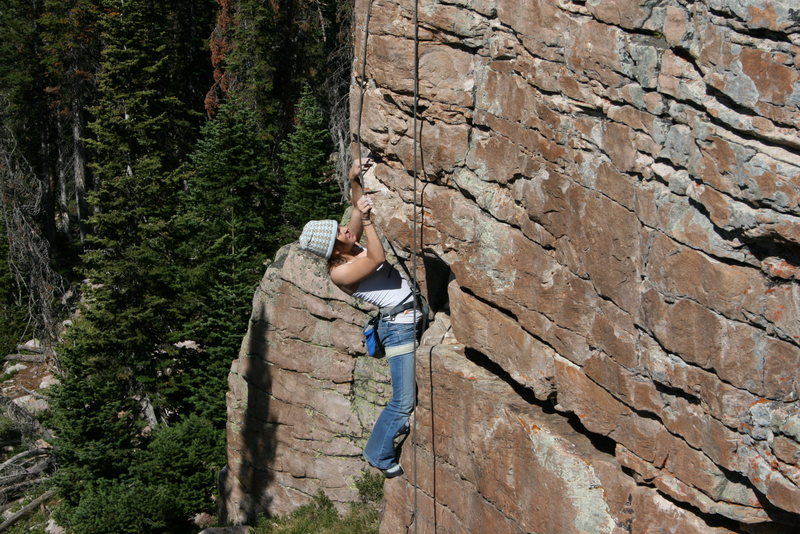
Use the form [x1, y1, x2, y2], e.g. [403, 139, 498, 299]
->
[298, 157, 422, 478]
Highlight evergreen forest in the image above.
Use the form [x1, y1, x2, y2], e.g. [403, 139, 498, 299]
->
[0, 1, 351, 531]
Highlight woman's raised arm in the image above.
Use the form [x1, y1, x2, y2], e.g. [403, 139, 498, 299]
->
[347, 158, 373, 240]
[330, 196, 385, 289]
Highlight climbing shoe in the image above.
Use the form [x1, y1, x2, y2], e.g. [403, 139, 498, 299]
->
[381, 464, 404, 479]
[393, 422, 411, 449]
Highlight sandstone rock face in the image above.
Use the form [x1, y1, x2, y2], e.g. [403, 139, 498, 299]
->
[382, 312, 746, 534]
[352, 0, 800, 530]
[221, 245, 389, 522]
[224, 0, 800, 531]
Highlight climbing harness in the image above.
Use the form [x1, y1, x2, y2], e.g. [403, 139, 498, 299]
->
[355, 0, 425, 532]
[386, 239, 429, 324]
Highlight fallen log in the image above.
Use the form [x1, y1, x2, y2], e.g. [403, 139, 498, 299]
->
[0, 478, 43, 499]
[18, 387, 48, 401]
[3, 354, 46, 363]
[0, 489, 54, 532]
[0, 448, 48, 472]
[0, 458, 50, 486]
[14, 345, 44, 355]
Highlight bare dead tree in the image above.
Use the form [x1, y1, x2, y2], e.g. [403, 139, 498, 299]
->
[321, 0, 354, 198]
[51, 100, 90, 244]
[0, 395, 51, 442]
[69, 98, 91, 243]
[0, 110, 65, 351]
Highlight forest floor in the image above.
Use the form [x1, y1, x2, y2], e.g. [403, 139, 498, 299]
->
[0, 342, 57, 533]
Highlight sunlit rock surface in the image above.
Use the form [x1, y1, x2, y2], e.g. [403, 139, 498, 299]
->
[224, 1, 799, 531]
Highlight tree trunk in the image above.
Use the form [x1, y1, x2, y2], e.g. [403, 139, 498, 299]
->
[73, 103, 88, 243]
[56, 117, 71, 239]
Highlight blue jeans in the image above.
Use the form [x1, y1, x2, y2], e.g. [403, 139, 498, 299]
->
[363, 320, 418, 470]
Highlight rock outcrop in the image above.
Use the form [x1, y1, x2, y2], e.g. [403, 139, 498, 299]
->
[223, 0, 799, 531]
[221, 246, 388, 521]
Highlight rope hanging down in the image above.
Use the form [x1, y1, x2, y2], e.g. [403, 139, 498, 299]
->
[410, 1, 422, 533]
[355, 0, 374, 174]
[354, 0, 425, 532]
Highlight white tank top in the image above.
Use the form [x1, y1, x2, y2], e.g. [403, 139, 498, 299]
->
[352, 262, 416, 323]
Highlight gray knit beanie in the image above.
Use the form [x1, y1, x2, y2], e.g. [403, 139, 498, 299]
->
[299, 220, 338, 259]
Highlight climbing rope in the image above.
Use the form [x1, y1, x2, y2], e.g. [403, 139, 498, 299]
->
[355, 0, 425, 531]
[355, 0, 374, 185]
[410, 0, 422, 533]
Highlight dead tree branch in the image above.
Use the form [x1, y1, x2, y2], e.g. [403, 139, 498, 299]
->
[0, 111, 65, 351]
[3, 354, 46, 363]
[0, 489, 54, 532]
[0, 396, 51, 441]
[0, 478, 44, 500]
[0, 448, 48, 473]
[14, 345, 44, 355]
[0, 459, 49, 487]
[17, 387, 48, 401]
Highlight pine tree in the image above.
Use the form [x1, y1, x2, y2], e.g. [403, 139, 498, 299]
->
[0, 0, 65, 247]
[62, 415, 223, 534]
[24, 1, 353, 531]
[38, 0, 102, 245]
[223, 0, 283, 141]
[279, 85, 341, 240]
[78, 1, 185, 416]
[49, 1, 218, 528]
[172, 95, 279, 424]
[210, 0, 353, 192]
[222, 0, 344, 143]
[0, 0, 43, 160]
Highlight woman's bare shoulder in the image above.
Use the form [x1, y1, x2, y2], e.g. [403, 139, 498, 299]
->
[328, 258, 357, 294]
[329, 256, 348, 269]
